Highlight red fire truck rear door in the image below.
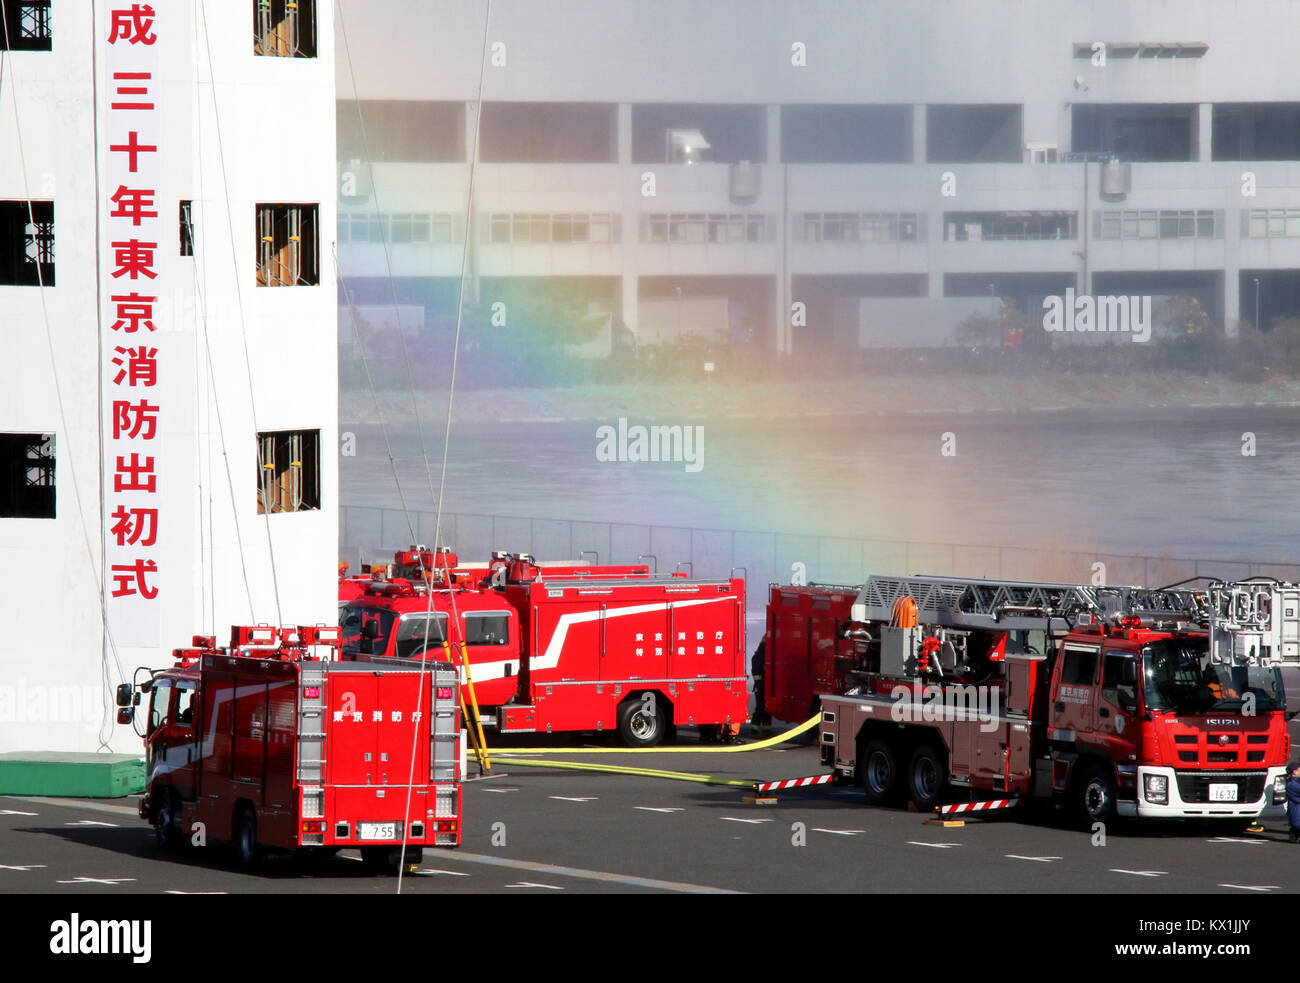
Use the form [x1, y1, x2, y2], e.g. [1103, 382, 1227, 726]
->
[375, 672, 429, 787]
[771, 596, 811, 722]
[326, 673, 379, 786]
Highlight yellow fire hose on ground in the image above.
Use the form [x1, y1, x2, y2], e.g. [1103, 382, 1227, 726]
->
[487, 712, 820, 755]
[489, 756, 758, 788]
[469, 714, 823, 790]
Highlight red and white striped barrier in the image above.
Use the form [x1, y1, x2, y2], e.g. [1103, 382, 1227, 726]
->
[755, 774, 837, 793]
[938, 798, 1021, 815]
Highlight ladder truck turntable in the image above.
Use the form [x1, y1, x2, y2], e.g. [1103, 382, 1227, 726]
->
[116, 623, 463, 870]
[770, 574, 1293, 826]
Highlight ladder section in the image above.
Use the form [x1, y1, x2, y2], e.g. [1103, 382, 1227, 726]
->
[296, 664, 327, 844]
[1209, 580, 1300, 665]
[851, 574, 1205, 631]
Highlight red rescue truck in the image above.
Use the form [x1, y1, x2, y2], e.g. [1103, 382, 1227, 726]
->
[118, 624, 462, 870]
[772, 575, 1292, 827]
[340, 547, 748, 746]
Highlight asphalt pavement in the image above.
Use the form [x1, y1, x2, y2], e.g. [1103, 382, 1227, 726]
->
[3, 734, 1299, 896]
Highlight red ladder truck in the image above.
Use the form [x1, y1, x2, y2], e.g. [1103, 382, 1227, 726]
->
[779, 574, 1291, 827]
[339, 547, 748, 746]
[117, 624, 462, 870]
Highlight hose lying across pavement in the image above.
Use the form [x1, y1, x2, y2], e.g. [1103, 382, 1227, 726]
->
[487, 713, 820, 755]
[479, 714, 823, 789]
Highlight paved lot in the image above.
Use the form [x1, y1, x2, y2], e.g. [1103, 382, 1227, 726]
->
[2, 733, 1299, 895]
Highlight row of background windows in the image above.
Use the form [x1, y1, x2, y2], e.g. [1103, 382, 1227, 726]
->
[486, 213, 620, 244]
[338, 213, 463, 245]
[640, 213, 772, 243]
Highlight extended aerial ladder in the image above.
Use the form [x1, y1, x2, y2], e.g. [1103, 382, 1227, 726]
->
[848, 573, 1209, 633]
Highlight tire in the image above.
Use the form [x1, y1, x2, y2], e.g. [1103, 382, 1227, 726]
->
[153, 790, 182, 851]
[617, 695, 666, 748]
[233, 806, 259, 868]
[860, 738, 902, 806]
[1073, 764, 1117, 827]
[907, 744, 948, 812]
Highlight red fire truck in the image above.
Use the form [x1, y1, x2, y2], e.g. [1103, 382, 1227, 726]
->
[773, 575, 1292, 826]
[117, 624, 462, 870]
[339, 547, 748, 746]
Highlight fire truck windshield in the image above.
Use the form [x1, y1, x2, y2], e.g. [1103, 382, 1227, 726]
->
[1141, 638, 1285, 714]
[340, 606, 397, 655]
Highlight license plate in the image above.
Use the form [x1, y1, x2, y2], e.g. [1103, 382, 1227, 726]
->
[358, 822, 396, 840]
[1209, 783, 1238, 802]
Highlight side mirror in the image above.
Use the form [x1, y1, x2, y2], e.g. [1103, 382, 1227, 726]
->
[115, 683, 134, 708]
[361, 621, 380, 640]
[116, 707, 135, 726]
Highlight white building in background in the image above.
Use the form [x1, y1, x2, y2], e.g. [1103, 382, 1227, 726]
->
[0, 1, 337, 752]
[335, 0, 1300, 356]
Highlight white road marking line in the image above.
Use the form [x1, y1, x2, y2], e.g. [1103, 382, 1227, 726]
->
[548, 796, 597, 802]
[721, 817, 773, 824]
[340, 855, 363, 862]
[416, 869, 470, 877]
[14, 797, 138, 816]
[164, 890, 227, 895]
[1005, 855, 1061, 862]
[1109, 869, 1166, 877]
[812, 828, 866, 836]
[0, 864, 46, 871]
[481, 788, 520, 794]
[409, 849, 740, 894]
[56, 876, 136, 885]
[1206, 837, 1264, 844]
[505, 881, 564, 890]
[634, 807, 684, 813]
[65, 820, 119, 827]
[1219, 884, 1279, 892]
[907, 841, 960, 848]
[0, 810, 38, 816]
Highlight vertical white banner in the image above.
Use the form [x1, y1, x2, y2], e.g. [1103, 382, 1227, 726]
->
[101, 3, 163, 647]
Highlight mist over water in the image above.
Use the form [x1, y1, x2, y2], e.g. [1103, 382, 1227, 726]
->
[341, 409, 1300, 563]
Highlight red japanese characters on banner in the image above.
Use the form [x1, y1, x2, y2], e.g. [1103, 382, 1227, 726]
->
[102, 4, 163, 646]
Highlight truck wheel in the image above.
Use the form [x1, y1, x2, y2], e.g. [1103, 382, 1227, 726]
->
[234, 806, 260, 868]
[860, 738, 902, 805]
[617, 696, 666, 747]
[153, 790, 182, 851]
[1074, 764, 1117, 827]
[908, 744, 948, 812]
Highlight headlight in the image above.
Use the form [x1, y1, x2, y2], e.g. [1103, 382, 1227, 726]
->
[1144, 774, 1169, 805]
[1273, 775, 1287, 805]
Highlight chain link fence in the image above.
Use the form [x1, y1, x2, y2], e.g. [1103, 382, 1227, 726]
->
[341, 504, 1300, 612]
